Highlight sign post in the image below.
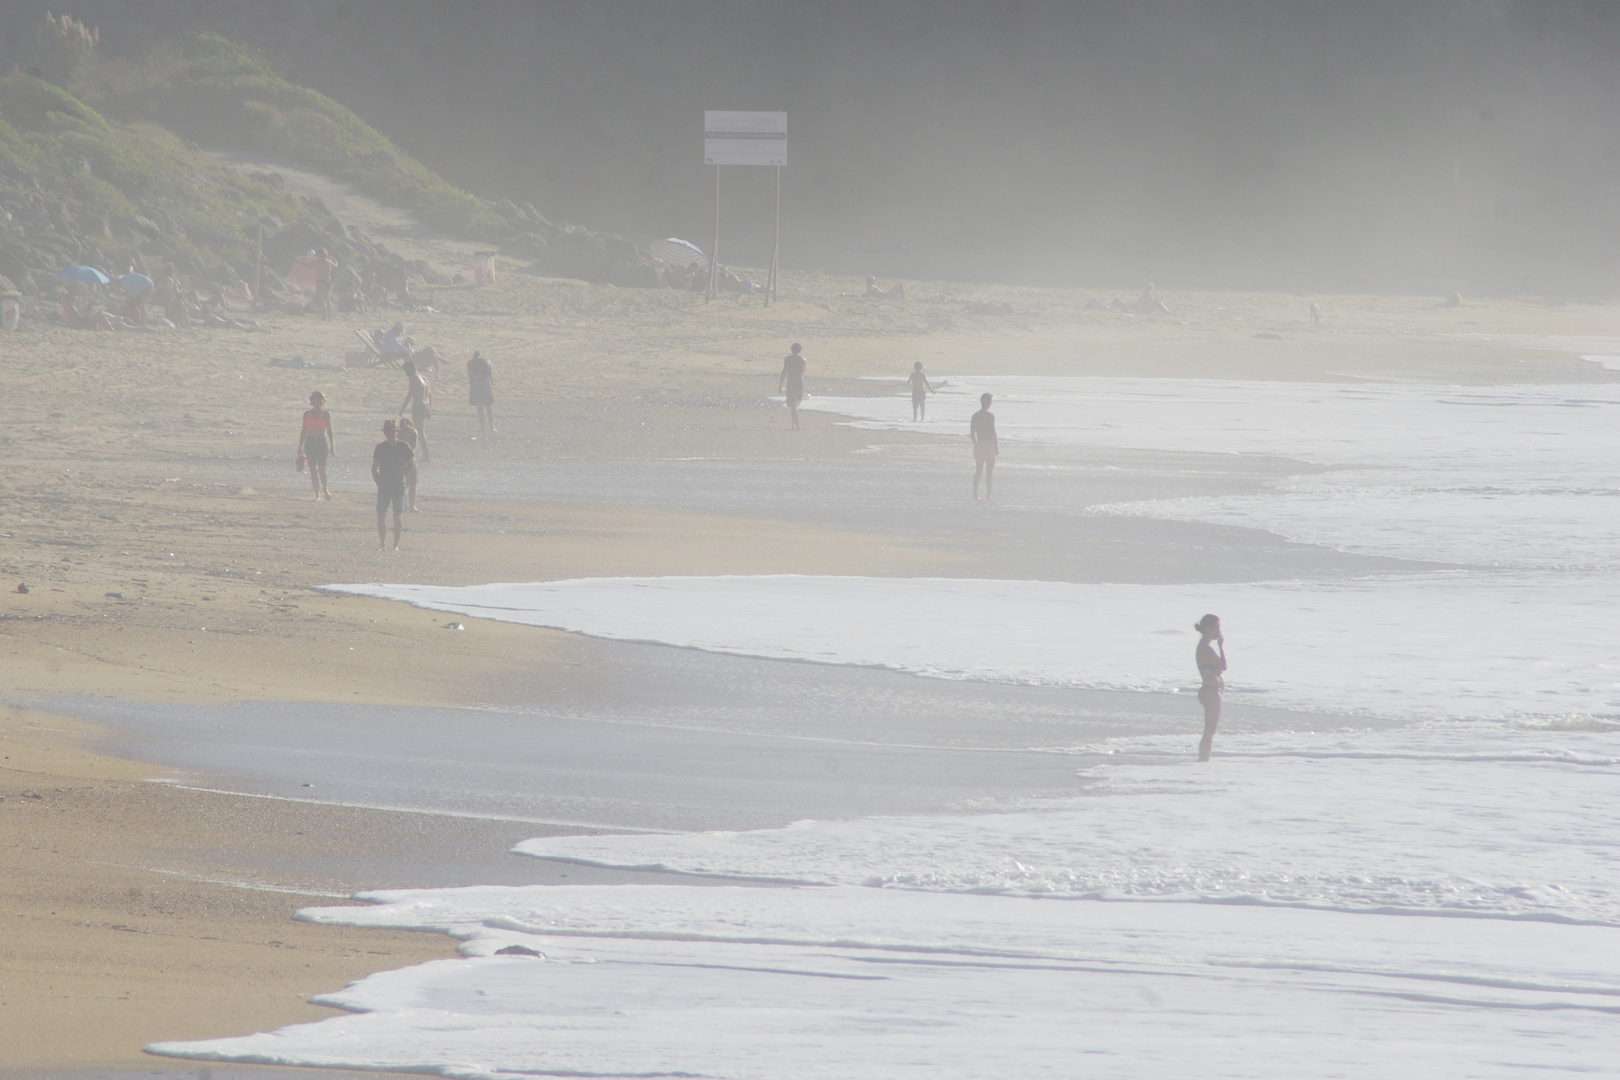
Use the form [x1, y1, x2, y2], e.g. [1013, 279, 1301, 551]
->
[703, 110, 786, 304]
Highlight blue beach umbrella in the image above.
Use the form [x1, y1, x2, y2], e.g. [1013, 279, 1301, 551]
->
[56, 265, 112, 285]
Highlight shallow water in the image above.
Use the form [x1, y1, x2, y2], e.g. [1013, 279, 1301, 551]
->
[144, 374, 1620, 1076]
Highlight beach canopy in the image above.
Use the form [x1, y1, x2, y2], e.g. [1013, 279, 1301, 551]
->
[120, 272, 154, 298]
[56, 265, 111, 285]
[649, 238, 707, 266]
[285, 255, 321, 294]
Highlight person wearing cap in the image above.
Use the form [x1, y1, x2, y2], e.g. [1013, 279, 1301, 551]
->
[371, 419, 416, 550]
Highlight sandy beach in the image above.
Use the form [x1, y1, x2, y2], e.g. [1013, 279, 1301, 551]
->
[3, 245, 1618, 1070]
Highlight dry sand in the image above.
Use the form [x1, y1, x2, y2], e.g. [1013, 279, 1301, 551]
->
[2, 248, 1616, 1069]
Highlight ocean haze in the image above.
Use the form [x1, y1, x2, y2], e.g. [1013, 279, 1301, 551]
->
[5, 0, 1619, 290]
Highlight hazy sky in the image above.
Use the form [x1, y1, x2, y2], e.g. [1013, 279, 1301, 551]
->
[9, 0, 1620, 290]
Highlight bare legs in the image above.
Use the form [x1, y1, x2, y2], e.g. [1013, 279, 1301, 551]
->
[477, 404, 496, 433]
[1198, 685, 1222, 761]
[973, 459, 994, 501]
[376, 507, 402, 550]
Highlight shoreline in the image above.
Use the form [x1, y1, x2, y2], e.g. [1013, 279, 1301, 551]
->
[4, 271, 1617, 1067]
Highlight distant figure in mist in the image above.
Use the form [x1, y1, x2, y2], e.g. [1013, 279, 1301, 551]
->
[778, 343, 807, 430]
[398, 359, 432, 462]
[371, 419, 416, 551]
[296, 390, 334, 501]
[398, 418, 421, 511]
[1195, 613, 1227, 761]
[866, 275, 906, 300]
[1309, 302, 1320, 326]
[907, 361, 935, 421]
[467, 350, 496, 433]
[970, 392, 997, 501]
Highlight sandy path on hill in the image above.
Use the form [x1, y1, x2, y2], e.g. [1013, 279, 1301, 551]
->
[2, 261, 1617, 1068]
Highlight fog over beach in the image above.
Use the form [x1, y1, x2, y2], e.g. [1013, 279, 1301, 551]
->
[1, 3, 1618, 1077]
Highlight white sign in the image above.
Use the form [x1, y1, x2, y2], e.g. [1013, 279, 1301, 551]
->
[704, 110, 787, 167]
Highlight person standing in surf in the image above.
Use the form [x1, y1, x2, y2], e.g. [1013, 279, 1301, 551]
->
[1195, 613, 1227, 761]
[970, 392, 997, 500]
[778, 343, 807, 430]
[907, 361, 936, 421]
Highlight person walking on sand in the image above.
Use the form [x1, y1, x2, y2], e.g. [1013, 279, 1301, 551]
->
[398, 417, 421, 511]
[398, 359, 432, 462]
[778, 343, 807, 430]
[1195, 613, 1227, 761]
[467, 350, 496, 433]
[296, 390, 334, 500]
[970, 392, 997, 501]
[371, 419, 415, 551]
[907, 361, 936, 421]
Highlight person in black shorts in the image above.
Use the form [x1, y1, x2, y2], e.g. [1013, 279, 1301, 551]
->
[777, 343, 807, 430]
[907, 361, 935, 421]
[371, 419, 416, 550]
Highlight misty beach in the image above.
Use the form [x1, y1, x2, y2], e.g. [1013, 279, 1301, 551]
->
[4, 4, 1620, 1079]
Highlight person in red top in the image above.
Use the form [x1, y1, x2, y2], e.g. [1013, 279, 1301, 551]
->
[296, 390, 334, 500]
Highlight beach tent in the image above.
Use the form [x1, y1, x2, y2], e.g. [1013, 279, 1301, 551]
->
[56, 265, 111, 285]
[285, 255, 322, 294]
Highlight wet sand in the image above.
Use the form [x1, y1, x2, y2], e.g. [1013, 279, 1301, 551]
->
[2, 262, 1617, 1069]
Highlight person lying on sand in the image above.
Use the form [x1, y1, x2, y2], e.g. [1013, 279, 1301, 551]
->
[866, 275, 906, 300]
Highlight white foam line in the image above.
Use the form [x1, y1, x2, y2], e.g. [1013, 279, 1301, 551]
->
[142, 780, 677, 835]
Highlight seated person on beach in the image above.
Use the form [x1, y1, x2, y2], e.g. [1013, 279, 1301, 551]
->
[866, 275, 906, 300]
[381, 321, 444, 370]
[1114, 282, 1168, 315]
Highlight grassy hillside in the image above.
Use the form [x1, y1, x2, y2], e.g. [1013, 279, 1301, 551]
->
[0, 70, 323, 287]
[87, 33, 507, 240]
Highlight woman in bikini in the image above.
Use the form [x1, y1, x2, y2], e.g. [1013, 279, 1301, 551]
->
[297, 390, 334, 500]
[1195, 613, 1227, 761]
[398, 360, 432, 462]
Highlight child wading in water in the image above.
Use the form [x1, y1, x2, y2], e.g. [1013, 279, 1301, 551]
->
[907, 361, 935, 421]
[296, 391, 334, 500]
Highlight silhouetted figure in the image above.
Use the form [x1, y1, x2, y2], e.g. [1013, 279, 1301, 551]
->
[1444, 292, 1463, 308]
[907, 361, 935, 421]
[297, 390, 334, 501]
[467, 350, 496, 433]
[1195, 613, 1227, 761]
[1309, 302, 1320, 325]
[372, 419, 415, 551]
[778, 343, 807, 430]
[398, 359, 432, 462]
[970, 392, 997, 501]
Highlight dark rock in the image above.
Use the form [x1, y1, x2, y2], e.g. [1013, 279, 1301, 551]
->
[494, 944, 543, 957]
[262, 221, 333, 277]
